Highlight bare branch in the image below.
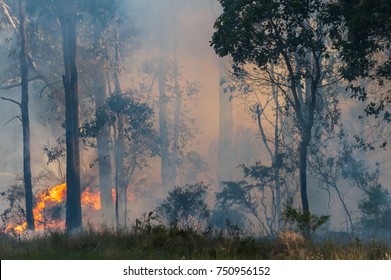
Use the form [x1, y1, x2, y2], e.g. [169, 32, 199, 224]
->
[0, 76, 40, 90]
[256, 104, 274, 161]
[39, 79, 62, 97]
[4, 115, 21, 125]
[1, 96, 21, 107]
[0, 1, 19, 31]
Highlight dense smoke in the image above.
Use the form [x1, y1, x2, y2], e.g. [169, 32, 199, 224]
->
[0, 0, 390, 238]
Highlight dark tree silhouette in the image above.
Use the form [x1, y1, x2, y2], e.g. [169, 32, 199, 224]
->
[19, 0, 34, 231]
[58, 0, 82, 232]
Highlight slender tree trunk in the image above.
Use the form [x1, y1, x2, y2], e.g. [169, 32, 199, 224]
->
[19, 0, 34, 231]
[112, 27, 123, 229]
[170, 3, 181, 188]
[299, 132, 311, 237]
[93, 22, 114, 221]
[113, 23, 121, 93]
[217, 58, 234, 185]
[114, 124, 120, 229]
[299, 51, 319, 238]
[157, 6, 170, 192]
[282, 49, 318, 238]
[158, 60, 170, 192]
[123, 186, 127, 228]
[114, 115, 125, 229]
[210, 0, 235, 186]
[59, 0, 82, 233]
[271, 65, 282, 231]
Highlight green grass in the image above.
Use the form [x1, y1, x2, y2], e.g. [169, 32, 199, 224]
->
[1, 226, 390, 260]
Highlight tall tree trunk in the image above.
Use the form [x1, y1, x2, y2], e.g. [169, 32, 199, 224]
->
[19, 0, 34, 231]
[170, 2, 180, 188]
[93, 22, 114, 222]
[217, 58, 234, 185]
[299, 50, 320, 238]
[299, 132, 311, 237]
[157, 5, 170, 192]
[210, 0, 234, 186]
[113, 23, 121, 93]
[271, 65, 282, 232]
[114, 114, 125, 229]
[59, 0, 82, 233]
[112, 25, 124, 229]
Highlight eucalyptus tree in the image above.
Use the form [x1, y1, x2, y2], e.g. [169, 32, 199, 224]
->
[211, 0, 339, 236]
[56, 0, 82, 232]
[18, 0, 34, 230]
[0, 0, 35, 230]
[150, 0, 199, 192]
[81, 92, 159, 229]
[209, 0, 235, 185]
[80, 0, 118, 221]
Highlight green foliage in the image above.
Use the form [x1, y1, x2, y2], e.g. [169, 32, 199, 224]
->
[211, 0, 327, 68]
[282, 205, 330, 237]
[216, 161, 296, 237]
[81, 91, 159, 158]
[358, 184, 391, 234]
[325, 0, 391, 119]
[216, 181, 250, 207]
[326, 0, 391, 81]
[42, 138, 66, 163]
[156, 183, 210, 230]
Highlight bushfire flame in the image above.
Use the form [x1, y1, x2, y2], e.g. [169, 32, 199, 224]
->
[5, 183, 101, 234]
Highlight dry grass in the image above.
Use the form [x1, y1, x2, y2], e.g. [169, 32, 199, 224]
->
[0, 227, 390, 260]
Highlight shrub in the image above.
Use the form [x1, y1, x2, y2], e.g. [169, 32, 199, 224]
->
[359, 184, 391, 237]
[156, 183, 210, 230]
[282, 204, 330, 238]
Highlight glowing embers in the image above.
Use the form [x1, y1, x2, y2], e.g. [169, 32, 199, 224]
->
[5, 183, 101, 234]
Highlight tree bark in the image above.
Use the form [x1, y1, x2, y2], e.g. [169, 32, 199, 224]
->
[59, 0, 82, 233]
[93, 22, 114, 222]
[298, 49, 320, 238]
[114, 114, 125, 229]
[210, 0, 235, 186]
[112, 26, 124, 229]
[19, 0, 34, 231]
[299, 132, 311, 237]
[217, 58, 234, 185]
[271, 65, 282, 231]
[170, 3, 181, 189]
[157, 5, 170, 192]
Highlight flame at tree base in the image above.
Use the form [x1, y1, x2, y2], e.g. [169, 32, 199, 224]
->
[4, 183, 101, 234]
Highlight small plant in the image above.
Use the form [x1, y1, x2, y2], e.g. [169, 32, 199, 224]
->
[358, 184, 391, 237]
[282, 204, 330, 238]
[156, 183, 210, 230]
[133, 211, 157, 234]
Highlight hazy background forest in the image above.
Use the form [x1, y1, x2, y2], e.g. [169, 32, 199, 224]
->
[0, 0, 390, 243]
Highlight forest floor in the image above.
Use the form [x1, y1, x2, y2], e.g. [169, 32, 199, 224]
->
[1, 225, 391, 259]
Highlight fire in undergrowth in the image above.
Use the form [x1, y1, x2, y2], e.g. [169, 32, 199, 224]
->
[5, 183, 101, 234]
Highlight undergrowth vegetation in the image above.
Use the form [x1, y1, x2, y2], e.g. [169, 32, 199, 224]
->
[1, 221, 390, 260]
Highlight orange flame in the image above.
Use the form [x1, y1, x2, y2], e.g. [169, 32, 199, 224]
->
[112, 187, 116, 204]
[5, 183, 101, 233]
[6, 222, 26, 234]
[81, 187, 101, 210]
[34, 183, 66, 229]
